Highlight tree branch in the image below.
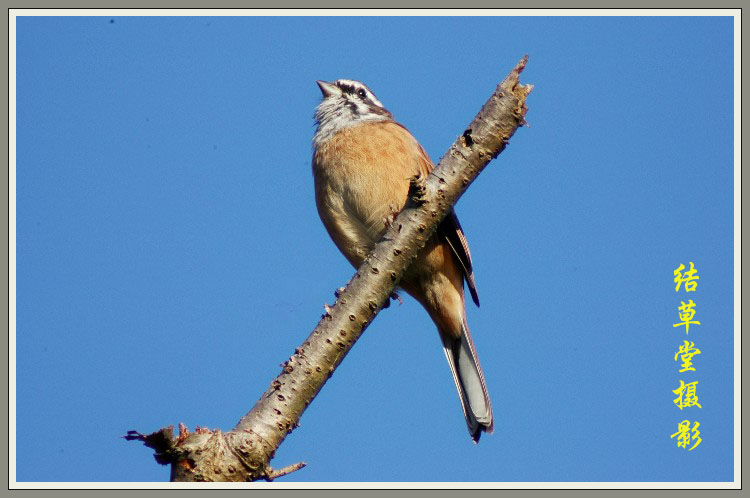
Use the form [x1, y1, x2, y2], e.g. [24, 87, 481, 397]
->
[126, 56, 533, 482]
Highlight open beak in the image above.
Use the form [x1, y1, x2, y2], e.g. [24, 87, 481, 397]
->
[316, 80, 338, 98]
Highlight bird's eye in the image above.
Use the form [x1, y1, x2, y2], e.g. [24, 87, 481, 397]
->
[357, 88, 367, 98]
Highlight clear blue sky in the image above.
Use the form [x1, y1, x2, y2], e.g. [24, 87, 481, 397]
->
[14, 14, 735, 483]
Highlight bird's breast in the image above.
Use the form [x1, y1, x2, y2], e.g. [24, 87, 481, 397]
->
[313, 121, 422, 249]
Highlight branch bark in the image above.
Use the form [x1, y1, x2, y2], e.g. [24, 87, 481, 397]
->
[126, 56, 533, 481]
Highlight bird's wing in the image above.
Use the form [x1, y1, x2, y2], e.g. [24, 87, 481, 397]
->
[438, 211, 480, 307]
[405, 126, 480, 307]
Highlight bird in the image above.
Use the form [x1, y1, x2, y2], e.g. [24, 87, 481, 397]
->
[311, 79, 493, 442]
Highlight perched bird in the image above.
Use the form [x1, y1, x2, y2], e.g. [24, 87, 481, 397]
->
[312, 79, 493, 442]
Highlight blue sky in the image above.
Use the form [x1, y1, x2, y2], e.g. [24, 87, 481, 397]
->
[14, 14, 736, 483]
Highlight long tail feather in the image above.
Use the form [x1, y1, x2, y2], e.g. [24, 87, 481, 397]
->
[440, 315, 494, 442]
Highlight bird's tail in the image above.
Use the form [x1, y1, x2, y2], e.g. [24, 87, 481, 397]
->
[440, 315, 494, 442]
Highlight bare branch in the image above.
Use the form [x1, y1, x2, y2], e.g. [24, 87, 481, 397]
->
[126, 56, 533, 481]
[265, 462, 307, 481]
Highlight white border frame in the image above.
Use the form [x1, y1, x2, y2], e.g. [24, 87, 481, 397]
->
[8, 8, 741, 489]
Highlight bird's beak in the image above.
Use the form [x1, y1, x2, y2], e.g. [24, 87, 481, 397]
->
[316, 80, 338, 98]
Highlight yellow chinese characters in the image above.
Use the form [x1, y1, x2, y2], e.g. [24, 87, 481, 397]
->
[673, 380, 701, 410]
[673, 299, 700, 334]
[674, 340, 701, 372]
[674, 262, 699, 292]
[670, 262, 703, 450]
[670, 420, 702, 451]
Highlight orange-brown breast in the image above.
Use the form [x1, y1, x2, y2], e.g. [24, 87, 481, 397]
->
[313, 121, 424, 263]
[313, 120, 466, 337]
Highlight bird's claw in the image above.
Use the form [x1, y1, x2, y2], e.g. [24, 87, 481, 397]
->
[382, 291, 403, 309]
